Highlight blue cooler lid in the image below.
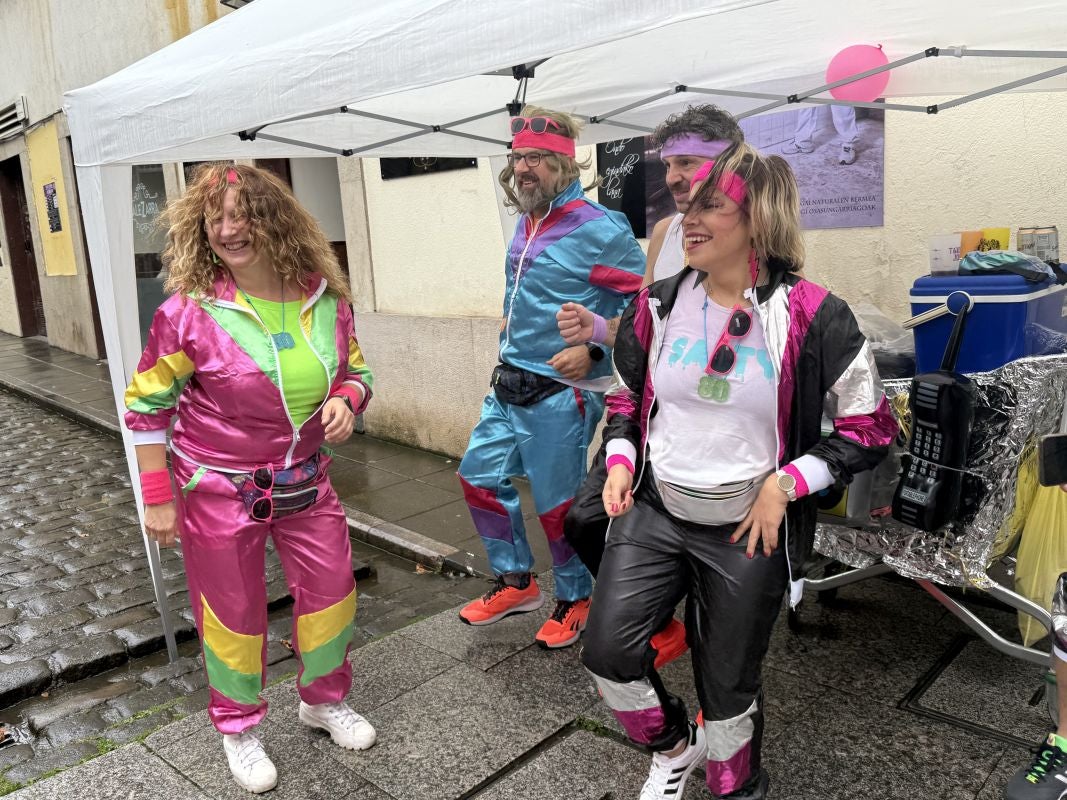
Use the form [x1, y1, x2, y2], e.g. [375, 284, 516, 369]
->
[911, 274, 1053, 298]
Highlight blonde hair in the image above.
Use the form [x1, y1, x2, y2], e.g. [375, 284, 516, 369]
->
[162, 162, 352, 301]
[687, 142, 805, 272]
[498, 105, 596, 210]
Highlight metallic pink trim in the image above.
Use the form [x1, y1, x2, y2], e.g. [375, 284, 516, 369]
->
[776, 280, 828, 459]
[613, 707, 668, 745]
[590, 264, 643, 294]
[706, 742, 752, 795]
[833, 395, 898, 448]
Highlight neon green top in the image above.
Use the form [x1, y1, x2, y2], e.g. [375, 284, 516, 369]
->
[246, 295, 329, 426]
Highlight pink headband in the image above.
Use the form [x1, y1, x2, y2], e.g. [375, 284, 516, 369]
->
[209, 168, 240, 187]
[691, 159, 747, 207]
[659, 135, 733, 160]
[512, 129, 576, 158]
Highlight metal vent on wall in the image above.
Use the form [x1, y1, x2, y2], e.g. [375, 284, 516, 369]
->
[0, 97, 27, 141]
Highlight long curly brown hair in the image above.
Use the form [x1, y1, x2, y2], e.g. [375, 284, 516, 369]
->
[162, 162, 351, 301]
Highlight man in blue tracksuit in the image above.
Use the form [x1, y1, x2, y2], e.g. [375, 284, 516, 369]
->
[457, 105, 645, 649]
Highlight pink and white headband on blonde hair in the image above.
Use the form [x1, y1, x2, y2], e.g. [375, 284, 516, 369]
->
[691, 159, 747, 207]
[659, 135, 733, 160]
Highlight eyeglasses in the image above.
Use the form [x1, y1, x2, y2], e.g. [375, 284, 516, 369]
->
[506, 151, 550, 168]
[250, 465, 274, 521]
[707, 306, 753, 375]
[510, 116, 562, 135]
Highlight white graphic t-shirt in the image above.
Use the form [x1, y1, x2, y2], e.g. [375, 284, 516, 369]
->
[647, 275, 778, 488]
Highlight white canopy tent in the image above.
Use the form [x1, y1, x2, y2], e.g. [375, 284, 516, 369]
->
[62, 0, 1067, 658]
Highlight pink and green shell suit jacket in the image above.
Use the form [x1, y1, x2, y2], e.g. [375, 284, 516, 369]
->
[123, 271, 373, 472]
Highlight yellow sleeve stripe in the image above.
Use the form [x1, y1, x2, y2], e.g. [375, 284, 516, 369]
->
[125, 351, 194, 406]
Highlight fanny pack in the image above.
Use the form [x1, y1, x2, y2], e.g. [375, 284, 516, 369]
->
[491, 363, 568, 407]
[230, 453, 321, 521]
[654, 470, 770, 526]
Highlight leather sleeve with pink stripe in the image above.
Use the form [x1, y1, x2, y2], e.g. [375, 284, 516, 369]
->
[603, 289, 653, 471]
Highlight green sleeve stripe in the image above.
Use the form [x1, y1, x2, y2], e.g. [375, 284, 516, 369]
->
[126, 378, 190, 415]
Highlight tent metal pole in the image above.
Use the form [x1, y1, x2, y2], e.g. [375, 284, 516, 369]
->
[958, 49, 1067, 59]
[242, 107, 348, 138]
[934, 63, 1067, 111]
[588, 120, 654, 134]
[437, 129, 510, 147]
[794, 48, 936, 102]
[143, 533, 178, 660]
[801, 97, 931, 112]
[345, 109, 432, 130]
[686, 87, 785, 101]
[253, 132, 349, 155]
[589, 88, 679, 124]
[344, 128, 432, 155]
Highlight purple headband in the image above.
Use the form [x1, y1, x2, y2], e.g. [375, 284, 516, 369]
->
[659, 135, 733, 160]
[691, 160, 747, 207]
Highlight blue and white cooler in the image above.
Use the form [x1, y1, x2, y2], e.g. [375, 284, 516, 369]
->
[909, 273, 1067, 374]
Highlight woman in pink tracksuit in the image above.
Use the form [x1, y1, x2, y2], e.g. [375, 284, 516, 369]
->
[125, 164, 375, 793]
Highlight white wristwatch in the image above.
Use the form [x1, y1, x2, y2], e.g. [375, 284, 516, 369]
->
[775, 470, 798, 502]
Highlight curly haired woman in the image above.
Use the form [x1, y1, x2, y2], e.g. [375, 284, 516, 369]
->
[124, 163, 375, 793]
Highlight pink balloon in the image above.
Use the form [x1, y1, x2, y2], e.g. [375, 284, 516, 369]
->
[826, 45, 890, 102]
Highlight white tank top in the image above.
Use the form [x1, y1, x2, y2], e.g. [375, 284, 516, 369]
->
[651, 214, 685, 282]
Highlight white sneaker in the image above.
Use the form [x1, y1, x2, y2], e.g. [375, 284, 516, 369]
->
[640, 721, 707, 800]
[299, 701, 377, 750]
[839, 143, 857, 164]
[222, 730, 278, 794]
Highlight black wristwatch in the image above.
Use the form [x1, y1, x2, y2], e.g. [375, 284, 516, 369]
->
[336, 394, 354, 413]
[586, 344, 605, 362]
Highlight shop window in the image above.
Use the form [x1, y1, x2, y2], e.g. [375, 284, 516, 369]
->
[133, 164, 169, 346]
[379, 157, 476, 181]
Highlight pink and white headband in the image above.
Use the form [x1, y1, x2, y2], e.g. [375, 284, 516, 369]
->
[691, 159, 747, 207]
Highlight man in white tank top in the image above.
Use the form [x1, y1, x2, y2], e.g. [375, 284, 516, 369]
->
[557, 105, 745, 664]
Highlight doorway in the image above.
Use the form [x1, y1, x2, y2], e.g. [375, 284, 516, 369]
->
[0, 155, 46, 337]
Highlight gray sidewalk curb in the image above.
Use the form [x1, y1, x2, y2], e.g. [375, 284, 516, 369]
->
[0, 377, 485, 579]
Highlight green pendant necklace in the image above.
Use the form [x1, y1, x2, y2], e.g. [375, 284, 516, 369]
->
[240, 279, 296, 350]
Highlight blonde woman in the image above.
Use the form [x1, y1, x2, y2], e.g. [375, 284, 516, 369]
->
[124, 164, 375, 793]
[581, 145, 897, 799]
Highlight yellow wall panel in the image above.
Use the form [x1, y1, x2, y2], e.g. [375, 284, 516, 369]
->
[26, 120, 76, 277]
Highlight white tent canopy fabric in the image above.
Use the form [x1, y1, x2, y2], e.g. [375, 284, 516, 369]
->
[60, 0, 1067, 659]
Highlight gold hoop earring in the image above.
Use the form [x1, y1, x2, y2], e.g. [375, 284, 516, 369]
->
[210, 250, 221, 265]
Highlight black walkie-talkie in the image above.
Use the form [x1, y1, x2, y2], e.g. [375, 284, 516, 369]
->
[892, 293, 976, 532]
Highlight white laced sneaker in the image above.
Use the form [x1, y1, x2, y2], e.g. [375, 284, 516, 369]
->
[222, 730, 278, 794]
[640, 721, 707, 800]
[298, 701, 377, 750]
[839, 143, 857, 165]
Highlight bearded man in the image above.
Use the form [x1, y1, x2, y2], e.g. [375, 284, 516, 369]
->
[457, 106, 645, 649]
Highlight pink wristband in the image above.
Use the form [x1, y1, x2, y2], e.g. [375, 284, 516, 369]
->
[140, 469, 174, 505]
[606, 454, 635, 474]
[590, 313, 608, 344]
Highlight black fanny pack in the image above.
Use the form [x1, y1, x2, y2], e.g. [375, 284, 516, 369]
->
[491, 363, 568, 407]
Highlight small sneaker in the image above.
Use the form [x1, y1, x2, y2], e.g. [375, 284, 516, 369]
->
[1005, 733, 1067, 800]
[781, 141, 814, 155]
[222, 730, 278, 794]
[651, 618, 688, 669]
[459, 575, 543, 626]
[639, 721, 707, 800]
[299, 701, 377, 751]
[535, 598, 590, 649]
[839, 143, 857, 165]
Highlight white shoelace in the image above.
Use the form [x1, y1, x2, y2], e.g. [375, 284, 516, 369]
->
[324, 702, 363, 729]
[230, 732, 270, 769]
[640, 737, 694, 799]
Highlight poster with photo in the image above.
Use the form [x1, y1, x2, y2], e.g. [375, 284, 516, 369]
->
[640, 104, 885, 233]
[596, 138, 646, 238]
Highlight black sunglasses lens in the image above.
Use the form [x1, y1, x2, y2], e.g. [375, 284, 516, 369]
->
[253, 468, 272, 490]
[729, 310, 751, 337]
[251, 498, 271, 521]
[510, 118, 525, 135]
[529, 117, 548, 133]
[711, 345, 736, 373]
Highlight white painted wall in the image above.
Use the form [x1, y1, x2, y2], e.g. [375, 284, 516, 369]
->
[290, 157, 346, 242]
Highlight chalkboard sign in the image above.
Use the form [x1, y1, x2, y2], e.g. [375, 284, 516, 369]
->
[596, 139, 646, 238]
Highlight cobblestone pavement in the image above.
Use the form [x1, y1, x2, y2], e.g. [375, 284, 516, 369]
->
[0, 388, 485, 789]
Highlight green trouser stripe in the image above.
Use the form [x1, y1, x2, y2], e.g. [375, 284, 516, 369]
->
[181, 466, 208, 496]
[203, 641, 262, 705]
[199, 301, 280, 387]
[299, 623, 352, 687]
[308, 294, 340, 379]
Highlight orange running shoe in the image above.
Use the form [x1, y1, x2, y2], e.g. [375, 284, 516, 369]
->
[535, 598, 591, 649]
[651, 618, 688, 670]
[696, 709, 704, 727]
[459, 576, 543, 626]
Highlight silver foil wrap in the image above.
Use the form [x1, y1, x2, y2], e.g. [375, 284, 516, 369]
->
[815, 353, 1067, 588]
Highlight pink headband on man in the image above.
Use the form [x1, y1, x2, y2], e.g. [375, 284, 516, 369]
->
[659, 135, 733, 160]
[512, 129, 576, 158]
[691, 159, 747, 207]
